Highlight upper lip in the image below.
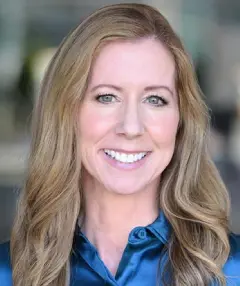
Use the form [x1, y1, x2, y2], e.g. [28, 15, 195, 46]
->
[103, 148, 151, 154]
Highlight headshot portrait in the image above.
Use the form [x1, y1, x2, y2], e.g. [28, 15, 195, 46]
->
[0, 3, 239, 286]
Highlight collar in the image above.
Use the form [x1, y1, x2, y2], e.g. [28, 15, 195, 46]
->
[71, 211, 171, 281]
[145, 211, 171, 243]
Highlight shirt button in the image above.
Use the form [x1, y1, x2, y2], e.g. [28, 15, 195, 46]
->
[128, 227, 149, 244]
[136, 228, 147, 239]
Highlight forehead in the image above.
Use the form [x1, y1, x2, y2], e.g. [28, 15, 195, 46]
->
[89, 38, 176, 89]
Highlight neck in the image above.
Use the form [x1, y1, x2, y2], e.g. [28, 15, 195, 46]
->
[82, 192, 159, 240]
[80, 174, 159, 275]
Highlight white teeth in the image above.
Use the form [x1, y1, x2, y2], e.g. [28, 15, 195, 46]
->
[104, 149, 147, 163]
[128, 154, 134, 163]
[121, 154, 127, 162]
[116, 153, 121, 161]
[137, 153, 142, 160]
[110, 150, 115, 157]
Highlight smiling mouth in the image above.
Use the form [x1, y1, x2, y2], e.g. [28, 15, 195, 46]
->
[103, 149, 148, 164]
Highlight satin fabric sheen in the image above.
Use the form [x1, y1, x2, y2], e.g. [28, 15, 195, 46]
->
[0, 212, 240, 285]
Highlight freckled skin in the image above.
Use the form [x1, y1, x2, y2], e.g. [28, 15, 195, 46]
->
[78, 38, 179, 195]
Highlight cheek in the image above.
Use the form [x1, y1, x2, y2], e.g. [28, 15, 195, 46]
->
[145, 110, 179, 145]
[79, 112, 100, 141]
[78, 108, 106, 172]
[78, 105, 115, 144]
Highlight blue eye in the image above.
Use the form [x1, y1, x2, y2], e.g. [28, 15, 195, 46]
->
[144, 95, 168, 106]
[95, 94, 117, 104]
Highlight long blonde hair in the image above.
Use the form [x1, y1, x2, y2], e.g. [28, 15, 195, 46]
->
[11, 3, 230, 286]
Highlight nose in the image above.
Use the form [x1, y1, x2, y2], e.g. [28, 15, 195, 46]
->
[115, 103, 145, 138]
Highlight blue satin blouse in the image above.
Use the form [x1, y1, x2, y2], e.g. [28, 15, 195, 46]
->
[0, 212, 240, 285]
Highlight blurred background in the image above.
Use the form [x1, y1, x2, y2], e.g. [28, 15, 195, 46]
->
[0, 0, 240, 242]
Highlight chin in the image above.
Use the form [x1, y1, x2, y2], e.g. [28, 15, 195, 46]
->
[111, 189, 141, 196]
[104, 180, 149, 196]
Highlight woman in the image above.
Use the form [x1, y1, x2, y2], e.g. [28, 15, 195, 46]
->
[0, 3, 239, 286]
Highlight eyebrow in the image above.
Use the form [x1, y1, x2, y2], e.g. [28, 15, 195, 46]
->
[90, 84, 174, 96]
[144, 85, 174, 96]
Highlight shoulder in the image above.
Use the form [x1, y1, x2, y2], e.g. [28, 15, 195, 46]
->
[0, 242, 13, 286]
[223, 233, 240, 284]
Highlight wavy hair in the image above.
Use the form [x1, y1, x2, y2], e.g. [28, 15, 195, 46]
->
[11, 3, 230, 286]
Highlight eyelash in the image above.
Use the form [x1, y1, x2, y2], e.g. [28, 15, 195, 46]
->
[95, 94, 168, 106]
[95, 94, 118, 104]
[144, 95, 168, 107]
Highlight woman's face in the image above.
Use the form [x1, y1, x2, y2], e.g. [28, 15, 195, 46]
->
[78, 38, 179, 195]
